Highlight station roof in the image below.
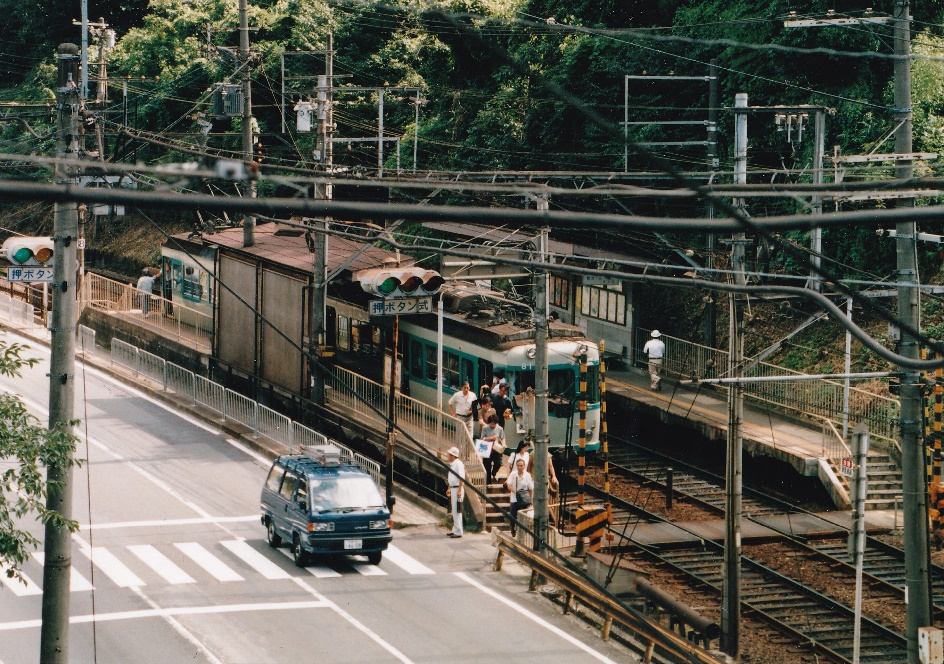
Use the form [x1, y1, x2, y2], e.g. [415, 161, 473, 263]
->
[171, 221, 399, 276]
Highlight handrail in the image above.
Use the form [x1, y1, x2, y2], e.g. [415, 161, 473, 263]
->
[492, 531, 723, 664]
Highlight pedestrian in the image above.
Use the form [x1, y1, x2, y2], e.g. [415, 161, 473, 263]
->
[491, 382, 513, 424]
[643, 329, 666, 391]
[448, 381, 476, 439]
[490, 372, 506, 396]
[137, 268, 155, 318]
[505, 457, 533, 536]
[476, 394, 496, 431]
[479, 413, 506, 483]
[505, 440, 530, 477]
[444, 446, 465, 538]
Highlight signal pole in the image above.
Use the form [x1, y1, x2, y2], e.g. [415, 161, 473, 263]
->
[533, 196, 551, 554]
[239, 0, 255, 247]
[39, 43, 81, 664]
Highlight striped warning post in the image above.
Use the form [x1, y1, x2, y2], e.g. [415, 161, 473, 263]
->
[576, 506, 608, 553]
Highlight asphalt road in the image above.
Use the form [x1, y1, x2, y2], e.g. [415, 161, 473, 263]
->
[0, 329, 639, 663]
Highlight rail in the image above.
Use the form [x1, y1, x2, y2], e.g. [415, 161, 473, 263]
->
[635, 328, 899, 444]
[324, 365, 487, 495]
[83, 272, 212, 352]
[492, 531, 723, 664]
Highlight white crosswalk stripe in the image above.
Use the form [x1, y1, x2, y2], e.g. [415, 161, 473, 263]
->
[0, 570, 42, 596]
[221, 540, 291, 580]
[350, 561, 387, 576]
[174, 543, 244, 582]
[384, 545, 435, 575]
[33, 552, 95, 592]
[128, 545, 196, 585]
[277, 548, 342, 578]
[79, 547, 145, 588]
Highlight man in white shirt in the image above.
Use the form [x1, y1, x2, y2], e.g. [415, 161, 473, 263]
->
[445, 446, 465, 538]
[448, 381, 476, 438]
[643, 329, 666, 391]
[136, 269, 156, 318]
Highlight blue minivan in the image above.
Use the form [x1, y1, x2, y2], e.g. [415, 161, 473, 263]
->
[260, 445, 392, 566]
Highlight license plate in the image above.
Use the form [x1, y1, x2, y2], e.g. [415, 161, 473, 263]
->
[343, 539, 362, 550]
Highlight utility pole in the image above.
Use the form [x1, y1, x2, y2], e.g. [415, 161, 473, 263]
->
[809, 108, 826, 291]
[703, 60, 719, 349]
[722, 92, 749, 659]
[893, 2, 931, 660]
[533, 197, 551, 554]
[39, 43, 81, 664]
[239, 0, 255, 247]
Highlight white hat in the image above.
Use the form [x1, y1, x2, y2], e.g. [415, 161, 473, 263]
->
[651, 330, 661, 338]
[446, 446, 461, 458]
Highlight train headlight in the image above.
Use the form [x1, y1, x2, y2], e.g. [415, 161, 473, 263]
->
[526, 347, 537, 359]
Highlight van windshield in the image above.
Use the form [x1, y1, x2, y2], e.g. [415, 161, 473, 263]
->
[309, 476, 385, 513]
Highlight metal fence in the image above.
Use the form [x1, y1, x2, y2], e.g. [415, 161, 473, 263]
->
[635, 328, 900, 445]
[108, 338, 381, 484]
[324, 366, 487, 495]
[83, 273, 212, 352]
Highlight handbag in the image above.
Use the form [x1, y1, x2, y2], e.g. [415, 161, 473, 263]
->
[474, 439, 491, 458]
[514, 480, 531, 506]
[492, 437, 506, 454]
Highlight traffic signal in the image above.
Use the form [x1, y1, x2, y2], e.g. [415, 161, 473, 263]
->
[254, 139, 264, 164]
[355, 266, 444, 298]
[0, 237, 54, 266]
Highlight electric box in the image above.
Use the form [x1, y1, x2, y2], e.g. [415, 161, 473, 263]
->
[920, 626, 944, 664]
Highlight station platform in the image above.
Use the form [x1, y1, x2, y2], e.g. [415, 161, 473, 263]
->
[614, 510, 898, 548]
[604, 368, 853, 507]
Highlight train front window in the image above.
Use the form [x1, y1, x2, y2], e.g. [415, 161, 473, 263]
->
[425, 344, 438, 383]
[410, 340, 423, 377]
[444, 352, 460, 390]
[585, 364, 600, 402]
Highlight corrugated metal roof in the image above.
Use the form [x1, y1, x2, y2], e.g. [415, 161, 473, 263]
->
[175, 222, 400, 275]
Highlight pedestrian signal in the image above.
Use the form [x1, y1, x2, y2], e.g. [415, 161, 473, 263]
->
[0, 237, 54, 266]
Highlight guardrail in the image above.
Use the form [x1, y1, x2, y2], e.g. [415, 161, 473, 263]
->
[107, 338, 381, 485]
[324, 366, 487, 495]
[83, 273, 212, 352]
[492, 531, 723, 664]
[0, 291, 39, 329]
[636, 327, 899, 445]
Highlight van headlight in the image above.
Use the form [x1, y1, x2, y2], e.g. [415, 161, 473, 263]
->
[369, 520, 389, 530]
[309, 522, 335, 532]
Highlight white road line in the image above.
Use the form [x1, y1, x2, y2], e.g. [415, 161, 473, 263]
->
[455, 572, 618, 664]
[383, 545, 435, 575]
[33, 552, 94, 591]
[128, 545, 195, 585]
[78, 515, 259, 531]
[277, 548, 342, 578]
[225, 437, 273, 466]
[0, 600, 331, 631]
[174, 543, 244, 582]
[221, 540, 290, 580]
[0, 570, 42, 596]
[78, 546, 145, 588]
[350, 561, 387, 576]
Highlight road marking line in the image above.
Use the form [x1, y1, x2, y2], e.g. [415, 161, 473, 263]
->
[455, 572, 618, 664]
[78, 546, 145, 588]
[0, 600, 331, 631]
[128, 545, 195, 585]
[225, 437, 273, 466]
[33, 552, 94, 591]
[0, 570, 42, 596]
[221, 540, 290, 580]
[350, 561, 387, 576]
[174, 543, 244, 582]
[277, 548, 342, 578]
[77, 515, 259, 530]
[383, 545, 435, 575]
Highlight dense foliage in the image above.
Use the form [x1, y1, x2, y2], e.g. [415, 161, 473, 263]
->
[0, 340, 80, 581]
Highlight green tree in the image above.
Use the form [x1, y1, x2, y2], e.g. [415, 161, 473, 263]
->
[0, 339, 80, 583]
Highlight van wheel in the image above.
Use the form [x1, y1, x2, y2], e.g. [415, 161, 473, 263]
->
[292, 534, 308, 567]
[266, 519, 282, 548]
[367, 551, 382, 565]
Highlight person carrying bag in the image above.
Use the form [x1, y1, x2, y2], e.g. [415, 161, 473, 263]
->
[505, 457, 534, 536]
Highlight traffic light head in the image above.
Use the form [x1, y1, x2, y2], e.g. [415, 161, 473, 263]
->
[0, 237, 54, 266]
[355, 266, 444, 298]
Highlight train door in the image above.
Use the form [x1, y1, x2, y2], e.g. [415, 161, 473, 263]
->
[325, 306, 337, 349]
[478, 358, 492, 396]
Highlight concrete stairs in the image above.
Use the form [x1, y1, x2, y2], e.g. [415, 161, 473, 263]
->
[864, 452, 903, 511]
[485, 478, 511, 532]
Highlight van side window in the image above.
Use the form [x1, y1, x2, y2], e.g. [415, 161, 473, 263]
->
[279, 470, 297, 501]
[265, 464, 284, 493]
[295, 478, 308, 504]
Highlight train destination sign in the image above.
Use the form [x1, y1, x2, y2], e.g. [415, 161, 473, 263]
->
[369, 296, 433, 316]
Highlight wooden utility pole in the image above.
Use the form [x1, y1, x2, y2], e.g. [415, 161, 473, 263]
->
[39, 43, 81, 664]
